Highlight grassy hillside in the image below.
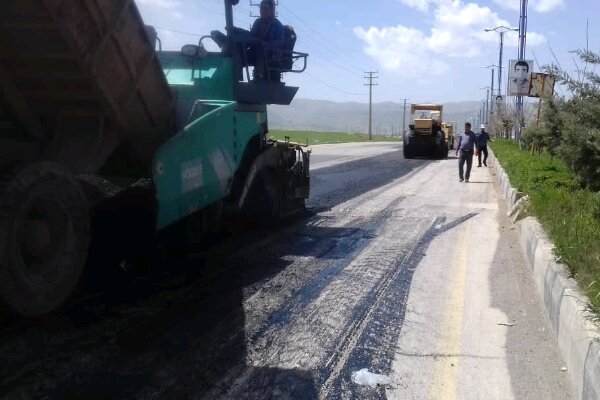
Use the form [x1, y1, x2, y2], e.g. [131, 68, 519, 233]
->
[269, 130, 402, 145]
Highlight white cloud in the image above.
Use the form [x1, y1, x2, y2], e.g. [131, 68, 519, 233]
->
[491, 0, 564, 12]
[524, 32, 546, 46]
[398, 0, 433, 12]
[136, 0, 184, 24]
[353, 25, 449, 75]
[136, 0, 181, 9]
[355, 0, 546, 74]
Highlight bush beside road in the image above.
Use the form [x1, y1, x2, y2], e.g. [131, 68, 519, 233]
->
[491, 140, 600, 315]
[269, 130, 402, 146]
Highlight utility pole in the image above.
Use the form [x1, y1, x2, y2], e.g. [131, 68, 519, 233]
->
[485, 89, 490, 124]
[364, 71, 378, 140]
[401, 98, 409, 135]
[516, 0, 529, 141]
[490, 69, 495, 129]
[482, 65, 497, 135]
[485, 26, 519, 97]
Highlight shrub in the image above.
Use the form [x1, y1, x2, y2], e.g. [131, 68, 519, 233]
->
[492, 140, 600, 310]
[538, 49, 600, 190]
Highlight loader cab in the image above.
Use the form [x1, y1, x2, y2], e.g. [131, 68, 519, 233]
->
[409, 105, 444, 136]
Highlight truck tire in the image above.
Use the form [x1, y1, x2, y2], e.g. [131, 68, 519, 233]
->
[0, 162, 90, 316]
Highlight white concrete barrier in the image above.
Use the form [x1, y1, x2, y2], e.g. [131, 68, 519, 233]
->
[489, 149, 600, 400]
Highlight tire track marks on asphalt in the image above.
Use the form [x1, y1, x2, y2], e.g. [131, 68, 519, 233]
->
[221, 201, 429, 398]
[323, 213, 478, 400]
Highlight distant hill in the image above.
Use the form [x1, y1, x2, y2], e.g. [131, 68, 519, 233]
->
[268, 99, 483, 135]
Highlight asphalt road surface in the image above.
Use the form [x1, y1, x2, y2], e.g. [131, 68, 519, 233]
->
[0, 142, 573, 399]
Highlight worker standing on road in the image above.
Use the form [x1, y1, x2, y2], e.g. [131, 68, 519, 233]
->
[456, 122, 476, 183]
[476, 124, 493, 167]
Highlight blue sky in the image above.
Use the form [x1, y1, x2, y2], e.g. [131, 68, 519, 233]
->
[137, 0, 599, 104]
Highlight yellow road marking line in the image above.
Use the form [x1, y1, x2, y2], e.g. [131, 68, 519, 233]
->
[428, 224, 469, 399]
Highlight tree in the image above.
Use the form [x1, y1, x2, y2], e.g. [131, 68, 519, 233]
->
[535, 49, 600, 190]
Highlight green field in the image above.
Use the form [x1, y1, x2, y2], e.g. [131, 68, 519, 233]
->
[491, 140, 600, 317]
[268, 130, 402, 145]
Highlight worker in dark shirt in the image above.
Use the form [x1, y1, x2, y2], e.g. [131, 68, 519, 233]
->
[475, 124, 493, 167]
[249, 0, 285, 81]
[455, 122, 477, 182]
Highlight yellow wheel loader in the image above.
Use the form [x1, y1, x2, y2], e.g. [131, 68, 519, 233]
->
[403, 104, 448, 159]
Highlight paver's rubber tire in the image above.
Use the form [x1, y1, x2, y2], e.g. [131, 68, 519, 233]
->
[0, 162, 90, 317]
[403, 144, 413, 159]
[241, 167, 282, 227]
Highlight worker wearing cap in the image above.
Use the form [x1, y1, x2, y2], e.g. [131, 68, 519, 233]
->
[456, 122, 476, 183]
[475, 124, 493, 167]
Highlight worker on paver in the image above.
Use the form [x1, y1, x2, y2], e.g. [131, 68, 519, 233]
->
[476, 124, 493, 167]
[249, 0, 285, 81]
[456, 122, 476, 183]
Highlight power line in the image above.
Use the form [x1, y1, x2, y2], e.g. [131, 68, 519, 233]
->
[277, 2, 365, 73]
[153, 26, 202, 37]
[304, 71, 367, 96]
[228, 1, 367, 77]
[275, 24, 362, 75]
[210, 0, 253, 18]
[234, 1, 362, 76]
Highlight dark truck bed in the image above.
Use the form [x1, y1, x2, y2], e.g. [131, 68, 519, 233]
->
[0, 0, 176, 177]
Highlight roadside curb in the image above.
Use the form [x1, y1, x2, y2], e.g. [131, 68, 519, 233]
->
[489, 149, 600, 400]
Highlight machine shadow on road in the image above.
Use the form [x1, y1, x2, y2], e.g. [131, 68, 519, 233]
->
[0, 215, 365, 398]
[0, 148, 454, 398]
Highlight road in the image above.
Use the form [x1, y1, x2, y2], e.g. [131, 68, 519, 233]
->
[0, 142, 573, 399]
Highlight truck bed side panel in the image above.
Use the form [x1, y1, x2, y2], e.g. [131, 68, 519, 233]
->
[0, 0, 175, 173]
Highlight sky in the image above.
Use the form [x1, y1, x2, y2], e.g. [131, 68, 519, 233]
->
[136, 0, 600, 105]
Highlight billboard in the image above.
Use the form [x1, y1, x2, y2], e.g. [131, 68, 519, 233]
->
[529, 72, 556, 98]
[508, 59, 533, 96]
[494, 95, 505, 114]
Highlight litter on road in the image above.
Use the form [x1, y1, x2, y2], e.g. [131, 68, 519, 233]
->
[351, 368, 391, 388]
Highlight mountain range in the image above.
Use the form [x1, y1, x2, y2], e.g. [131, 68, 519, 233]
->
[268, 99, 485, 135]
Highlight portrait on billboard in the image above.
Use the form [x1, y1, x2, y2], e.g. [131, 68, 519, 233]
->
[508, 60, 533, 96]
[529, 72, 556, 98]
[495, 95, 504, 114]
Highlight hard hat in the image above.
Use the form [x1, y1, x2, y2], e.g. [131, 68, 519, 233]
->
[480, 124, 486, 129]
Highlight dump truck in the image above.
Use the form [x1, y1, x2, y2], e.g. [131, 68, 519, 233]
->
[442, 122, 455, 150]
[0, 0, 310, 316]
[403, 104, 447, 159]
